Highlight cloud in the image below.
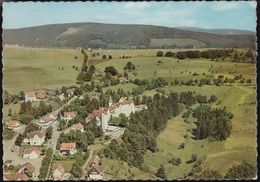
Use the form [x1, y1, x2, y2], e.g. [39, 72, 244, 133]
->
[212, 1, 240, 11]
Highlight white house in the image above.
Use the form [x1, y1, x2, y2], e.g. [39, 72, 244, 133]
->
[87, 164, 103, 180]
[25, 92, 37, 102]
[60, 143, 77, 155]
[4, 120, 21, 131]
[59, 93, 65, 101]
[37, 115, 54, 129]
[72, 123, 84, 133]
[23, 131, 45, 146]
[109, 97, 135, 117]
[52, 163, 65, 180]
[85, 97, 147, 132]
[22, 147, 41, 159]
[62, 112, 76, 121]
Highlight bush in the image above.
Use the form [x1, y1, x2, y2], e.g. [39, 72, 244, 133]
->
[156, 51, 164, 57]
[225, 162, 256, 179]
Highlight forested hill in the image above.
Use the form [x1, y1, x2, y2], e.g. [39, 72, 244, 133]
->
[3, 22, 256, 49]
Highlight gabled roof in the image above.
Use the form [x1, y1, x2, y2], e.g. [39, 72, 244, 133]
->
[73, 123, 84, 130]
[18, 162, 35, 173]
[50, 109, 60, 117]
[4, 173, 29, 181]
[36, 92, 47, 99]
[53, 163, 65, 179]
[88, 164, 102, 175]
[41, 115, 54, 123]
[26, 130, 45, 139]
[86, 107, 109, 121]
[23, 147, 41, 155]
[90, 154, 100, 165]
[5, 120, 20, 127]
[64, 112, 76, 118]
[26, 92, 36, 97]
[60, 143, 76, 151]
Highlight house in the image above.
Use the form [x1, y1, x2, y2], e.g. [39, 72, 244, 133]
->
[52, 163, 65, 180]
[4, 120, 21, 131]
[49, 109, 60, 120]
[86, 164, 103, 180]
[66, 89, 74, 98]
[22, 147, 41, 159]
[62, 112, 76, 121]
[23, 130, 45, 146]
[4, 173, 29, 181]
[118, 76, 128, 83]
[72, 123, 84, 133]
[25, 91, 47, 102]
[25, 92, 37, 102]
[36, 92, 47, 100]
[86, 107, 110, 132]
[37, 115, 55, 129]
[17, 162, 36, 178]
[109, 97, 135, 117]
[60, 143, 77, 155]
[59, 93, 65, 101]
[90, 95, 100, 101]
[134, 104, 148, 112]
[89, 154, 100, 166]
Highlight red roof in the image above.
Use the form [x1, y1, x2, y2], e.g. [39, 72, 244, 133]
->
[36, 93, 47, 99]
[26, 92, 36, 97]
[90, 154, 100, 165]
[23, 147, 41, 155]
[26, 130, 45, 139]
[18, 162, 35, 173]
[53, 163, 65, 180]
[41, 115, 54, 123]
[50, 109, 60, 117]
[5, 120, 20, 127]
[109, 98, 134, 111]
[73, 123, 84, 130]
[86, 107, 109, 121]
[4, 173, 29, 181]
[64, 112, 76, 118]
[60, 143, 76, 151]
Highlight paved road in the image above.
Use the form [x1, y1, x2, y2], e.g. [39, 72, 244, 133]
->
[45, 96, 77, 179]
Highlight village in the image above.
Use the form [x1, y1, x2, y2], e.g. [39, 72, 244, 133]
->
[3, 84, 148, 180]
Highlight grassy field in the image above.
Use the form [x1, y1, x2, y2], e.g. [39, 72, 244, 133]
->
[143, 85, 256, 178]
[3, 47, 84, 94]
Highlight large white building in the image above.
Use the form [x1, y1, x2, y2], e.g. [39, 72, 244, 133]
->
[86, 97, 147, 132]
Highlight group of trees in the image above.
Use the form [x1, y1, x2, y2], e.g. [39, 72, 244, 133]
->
[196, 161, 256, 179]
[3, 126, 16, 140]
[105, 66, 118, 76]
[124, 61, 136, 71]
[101, 92, 181, 170]
[77, 49, 96, 82]
[19, 101, 53, 124]
[102, 54, 112, 59]
[192, 105, 233, 141]
[3, 90, 25, 105]
[38, 148, 53, 179]
[156, 49, 255, 63]
[70, 152, 89, 178]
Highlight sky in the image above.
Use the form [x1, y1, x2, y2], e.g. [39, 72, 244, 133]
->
[3, 1, 257, 31]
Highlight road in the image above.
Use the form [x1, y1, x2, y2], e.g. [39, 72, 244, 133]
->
[45, 96, 77, 179]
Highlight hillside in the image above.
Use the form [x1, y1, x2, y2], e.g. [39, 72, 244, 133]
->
[3, 22, 256, 49]
[177, 27, 255, 35]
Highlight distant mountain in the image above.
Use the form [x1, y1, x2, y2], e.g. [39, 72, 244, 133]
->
[3, 22, 256, 49]
[177, 27, 256, 35]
